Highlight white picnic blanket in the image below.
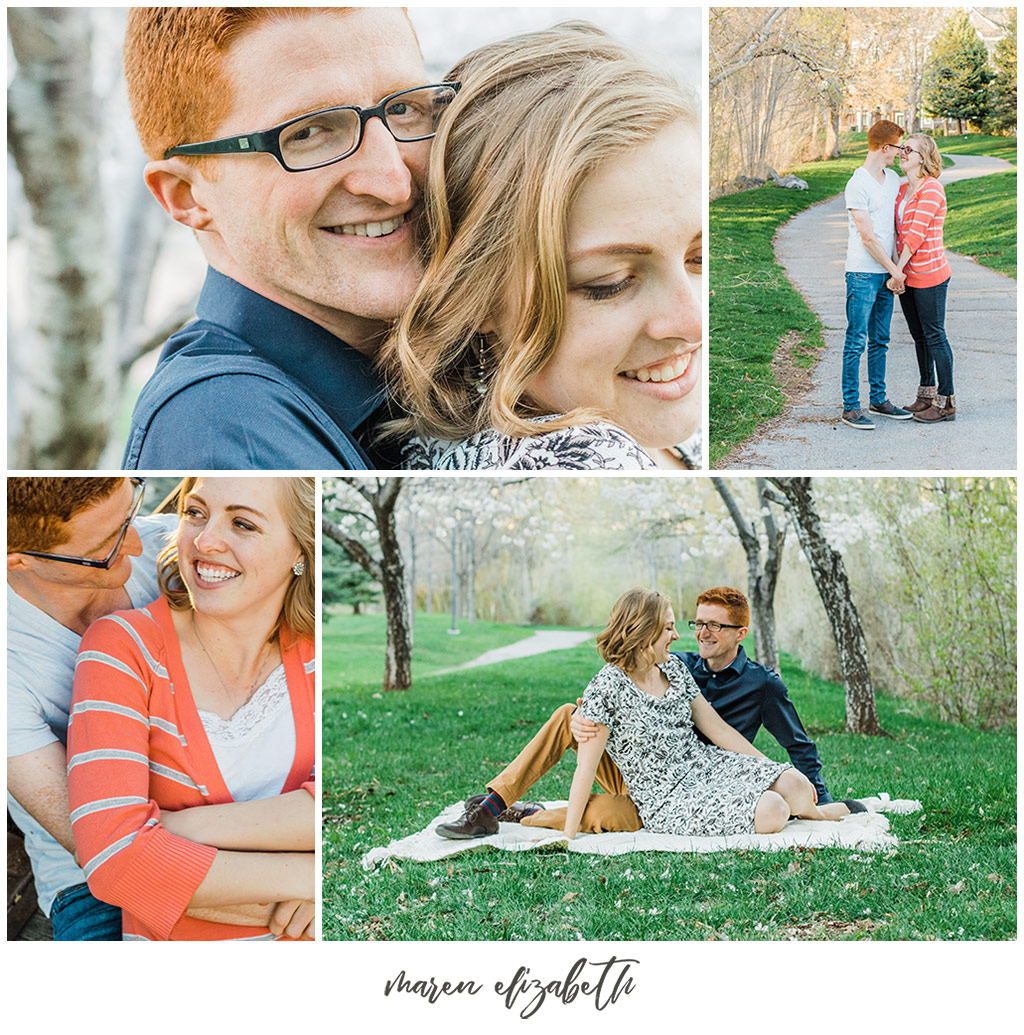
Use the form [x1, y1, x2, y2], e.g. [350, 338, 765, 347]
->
[360, 793, 923, 869]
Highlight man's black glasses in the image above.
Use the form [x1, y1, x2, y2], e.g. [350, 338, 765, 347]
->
[19, 478, 146, 569]
[164, 82, 461, 172]
[688, 620, 744, 633]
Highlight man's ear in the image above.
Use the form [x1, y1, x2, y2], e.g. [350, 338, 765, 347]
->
[144, 158, 216, 232]
[736, 625, 749, 643]
[7, 552, 31, 572]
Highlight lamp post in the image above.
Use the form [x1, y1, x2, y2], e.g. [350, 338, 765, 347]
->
[448, 506, 460, 635]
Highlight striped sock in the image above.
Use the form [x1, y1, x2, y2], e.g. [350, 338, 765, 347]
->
[478, 791, 506, 819]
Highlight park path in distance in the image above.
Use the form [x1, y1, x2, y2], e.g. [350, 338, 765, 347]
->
[435, 629, 593, 674]
[721, 153, 1016, 471]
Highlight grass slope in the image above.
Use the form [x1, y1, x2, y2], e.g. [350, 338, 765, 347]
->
[322, 629, 1016, 942]
[710, 134, 1017, 462]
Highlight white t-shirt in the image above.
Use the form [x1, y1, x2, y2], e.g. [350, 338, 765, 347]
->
[844, 166, 901, 273]
[6, 513, 176, 914]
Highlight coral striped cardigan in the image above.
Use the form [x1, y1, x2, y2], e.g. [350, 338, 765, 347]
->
[67, 596, 315, 941]
[895, 178, 951, 288]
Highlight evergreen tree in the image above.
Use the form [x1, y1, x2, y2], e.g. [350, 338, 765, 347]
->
[986, 10, 1017, 134]
[923, 10, 992, 131]
[322, 538, 381, 614]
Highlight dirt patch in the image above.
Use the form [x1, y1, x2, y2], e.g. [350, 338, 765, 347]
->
[778, 912, 887, 940]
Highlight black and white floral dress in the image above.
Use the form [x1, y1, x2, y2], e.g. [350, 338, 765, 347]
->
[581, 655, 791, 836]
[402, 415, 656, 471]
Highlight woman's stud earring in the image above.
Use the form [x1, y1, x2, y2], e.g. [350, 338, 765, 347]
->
[293, 560, 305, 577]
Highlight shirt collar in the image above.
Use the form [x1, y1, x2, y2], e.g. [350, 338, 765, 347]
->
[694, 644, 749, 678]
[193, 268, 387, 432]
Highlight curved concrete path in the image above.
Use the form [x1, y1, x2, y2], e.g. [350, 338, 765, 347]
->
[436, 629, 593, 673]
[721, 153, 1016, 471]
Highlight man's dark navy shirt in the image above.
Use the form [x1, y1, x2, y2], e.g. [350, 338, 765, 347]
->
[675, 646, 831, 802]
[122, 269, 391, 469]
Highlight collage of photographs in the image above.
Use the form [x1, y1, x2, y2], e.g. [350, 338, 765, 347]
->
[6, 2, 1016, 1028]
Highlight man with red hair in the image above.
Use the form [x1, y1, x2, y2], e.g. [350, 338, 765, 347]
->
[119, 8, 450, 468]
[840, 119, 913, 430]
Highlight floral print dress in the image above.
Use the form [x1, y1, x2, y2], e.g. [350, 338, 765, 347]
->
[402, 416, 656, 471]
[581, 655, 791, 836]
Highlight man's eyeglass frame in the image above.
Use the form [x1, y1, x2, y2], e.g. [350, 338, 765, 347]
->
[688, 620, 745, 633]
[163, 82, 461, 172]
[19, 478, 147, 569]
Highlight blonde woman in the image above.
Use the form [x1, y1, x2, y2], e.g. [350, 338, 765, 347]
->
[565, 590, 850, 840]
[890, 133, 955, 423]
[67, 478, 316, 940]
[384, 23, 702, 470]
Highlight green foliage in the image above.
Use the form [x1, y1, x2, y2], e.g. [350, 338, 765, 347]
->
[322, 537, 381, 613]
[986, 10, 1017, 135]
[923, 11, 992, 129]
[873, 479, 1017, 729]
[322, 644, 1017, 941]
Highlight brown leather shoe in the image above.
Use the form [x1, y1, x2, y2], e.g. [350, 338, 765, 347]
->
[905, 385, 937, 413]
[912, 393, 956, 423]
[501, 801, 546, 823]
[436, 802, 498, 839]
[463, 793, 545, 824]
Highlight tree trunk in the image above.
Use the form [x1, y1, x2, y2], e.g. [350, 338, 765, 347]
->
[712, 477, 784, 672]
[768, 478, 886, 735]
[8, 9, 116, 467]
[326, 478, 412, 691]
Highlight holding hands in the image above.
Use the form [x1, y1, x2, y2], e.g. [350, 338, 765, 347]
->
[887, 271, 906, 295]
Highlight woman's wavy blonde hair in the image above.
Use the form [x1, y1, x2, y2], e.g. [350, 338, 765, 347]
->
[381, 22, 698, 442]
[158, 477, 315, 642]
[905, 133, 943, 179]
[596, 588, 673, 673]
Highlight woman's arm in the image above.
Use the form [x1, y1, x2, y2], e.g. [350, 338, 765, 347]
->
[563, 723, 609, 839]
[160, 789, 315, 851]
[691, 694, 767, 757]
[68, 615, 311, 937]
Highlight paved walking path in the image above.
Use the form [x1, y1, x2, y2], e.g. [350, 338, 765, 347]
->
[437, 629, 593, 673]
[722, 153, 1016, 471]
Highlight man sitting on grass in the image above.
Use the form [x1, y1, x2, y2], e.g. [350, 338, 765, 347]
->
[437, 586, 862, 839]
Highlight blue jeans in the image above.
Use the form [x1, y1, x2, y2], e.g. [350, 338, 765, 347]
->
[898, 277, 954, 397]
[842, 271, 894, 410]
[49, 882, 122, 941]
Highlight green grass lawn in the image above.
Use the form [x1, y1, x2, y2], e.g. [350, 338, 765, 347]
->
[323, 611, 545, 688]
[710, 134, 1017, 464]
[321, 625, 1016, 942]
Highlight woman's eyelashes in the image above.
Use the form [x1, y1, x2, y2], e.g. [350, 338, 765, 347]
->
[182, 504, 259, 534]
[577, 275, 634, 302]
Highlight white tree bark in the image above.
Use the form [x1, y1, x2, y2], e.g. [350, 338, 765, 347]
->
[8, 9, 116, 468]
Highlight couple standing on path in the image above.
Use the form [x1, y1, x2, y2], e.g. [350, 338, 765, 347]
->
[841, 120, 955, 431]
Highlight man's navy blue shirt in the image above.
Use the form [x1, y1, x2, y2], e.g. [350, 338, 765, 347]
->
[122, 269, 389, 469]
[675, 646, 831, 802]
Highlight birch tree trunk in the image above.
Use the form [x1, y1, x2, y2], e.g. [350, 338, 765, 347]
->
[712, 477, 784, 672]
[768, 478, 886, 735]
[8, 9, 116, 467]
[326, 479, 412, 691]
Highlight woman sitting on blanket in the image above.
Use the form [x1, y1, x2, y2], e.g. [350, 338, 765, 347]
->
[565, 589, 851, 839]
[67, 477, 316, 940]
[383, 22, 702, 470]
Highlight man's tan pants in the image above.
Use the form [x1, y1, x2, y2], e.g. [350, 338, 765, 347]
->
[486, 703, 642, 833]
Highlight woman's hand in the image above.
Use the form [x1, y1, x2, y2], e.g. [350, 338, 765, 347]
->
[570, 699, 601, 743]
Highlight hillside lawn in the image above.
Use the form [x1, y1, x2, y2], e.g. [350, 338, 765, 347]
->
[321, 618, 1016, 941]
[710, 133, 1017, 463]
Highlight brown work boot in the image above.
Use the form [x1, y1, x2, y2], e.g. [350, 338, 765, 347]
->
[435, 802, 498, 840]
[905, 385, 937, 413]
[912, 393, 956, 423]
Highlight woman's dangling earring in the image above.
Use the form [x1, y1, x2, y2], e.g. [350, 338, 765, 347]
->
[292, 559, 305, 577]
[469, 332, 492, 396]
